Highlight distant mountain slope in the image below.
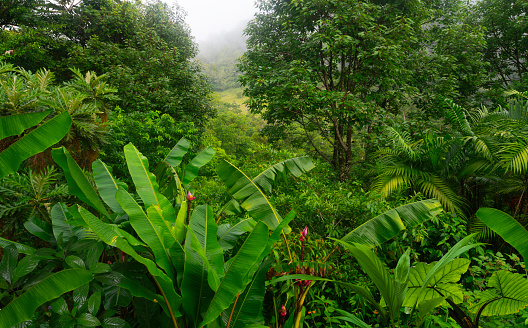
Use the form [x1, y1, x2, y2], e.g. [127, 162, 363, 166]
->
[198, 21, 247, 91]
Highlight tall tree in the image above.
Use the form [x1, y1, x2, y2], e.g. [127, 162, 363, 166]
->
[471, 0, 528, 90]
[239, 0, 424, 180]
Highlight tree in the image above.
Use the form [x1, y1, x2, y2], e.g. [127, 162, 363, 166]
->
[471, 0, 528, 91]
[239, 0, 424, 180]
[1, 0, 214, 131]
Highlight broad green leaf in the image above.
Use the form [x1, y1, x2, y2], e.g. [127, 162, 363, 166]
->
[174, 201, 187, 243]
[124, 143, 175, 222]
[220, 157, 314, 230]
[0, 238, 36, 255]
[341, 199, 443, 247]
[24, 216, 54, 243]
[228, 259, 272, 328]
[252, 156, 315, 193]
[102, 317, 131, 328]
[476, 207, 528, 262]
[77, 206, 181, 316]
[0, 110, 50, 139]
[85, 242, 104, 270]
[52, 147, 110, 218]
[163, 138, 190, 168]
[0, 111, 71, 178]
[416, 297, 446, 327]
[13, 254, 43, 284]
[216, 160, 286, 231]
[181, 227, 216, 327]
[0, 268, 93, 328]
[201, 222, 270, 327]
[77, 312, 101, 327]
[115, 188, 175, 276]
[217, 218, 257, 251]
[339, 241, 402, 322]
[404, 258, 470, 307]
[182, 146, 215, 185]
[93, 160, 124, 214]
[415, 234, 479, 306]
[65, 255, 86, 269]
[117, 277, 166, 309]
[0, 245, 18, 284]
[334, 309, 372, 328]
[51, 203, 85, 241]
[471, 270, 528, 316]
[88, 292, 101, 315]
[190, 205, 224, 277]
[73, 283, 89, 309]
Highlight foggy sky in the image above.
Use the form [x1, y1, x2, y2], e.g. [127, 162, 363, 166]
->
[169, 0, 257, 42]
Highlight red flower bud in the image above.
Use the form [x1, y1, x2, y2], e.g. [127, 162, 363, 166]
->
[187, 191, 196, 201]
[280, 305, 287, 316]
[300, 226, 308, 242]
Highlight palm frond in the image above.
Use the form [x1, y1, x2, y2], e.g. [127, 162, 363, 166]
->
[417, 173, 465, 216]
[386, 127, 418, 161]
[467, 215, 497, 241]
[444, 99, 474, 136]
[499, 138, 528, 174]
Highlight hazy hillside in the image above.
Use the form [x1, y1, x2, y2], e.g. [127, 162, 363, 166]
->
[197, 21, 247, 92]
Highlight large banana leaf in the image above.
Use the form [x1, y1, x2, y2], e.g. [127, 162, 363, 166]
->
[52, 147, 110, 218]
[252, 156, 315, 193]
[155, 138, 190, 202]
[93, 159, 125, 214]
[217, 218, 257, 251]
[338, 241, 404, 323]
[115, 188, 175, 276]
[124, 143, 175, 222]
[201, 221, 270, 327]
[77, 206, 182, 317]
[0, 111, 71, 178]
[471, 270, 528, 317]
[189, 205, 225, 277]
[476, 207, 528, 262]
[0, 268, 93, 328]
[181, 227, 217, 327]
[219, 157, 314, 227]
[163, 137, 190, 167]
[403, 258, 470, 307]
[0, 238, 36, 255]
[216, 160, 284, 231]
[227, 259, 272, 328]
[341, 199, 443, 247]
[0, 110, 50, 139]
[182, 146, 215, 185]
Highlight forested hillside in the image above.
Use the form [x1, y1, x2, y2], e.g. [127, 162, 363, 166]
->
[1, 0, 528, 327]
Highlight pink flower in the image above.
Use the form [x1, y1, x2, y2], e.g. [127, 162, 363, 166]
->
[187, 191, 196, 201]
[280, 305, 287, 317]
[300, 226, 308, 242]
[295, 279, 311, 287]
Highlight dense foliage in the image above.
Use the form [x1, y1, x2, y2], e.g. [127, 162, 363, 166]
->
[1, 0, 528, 327]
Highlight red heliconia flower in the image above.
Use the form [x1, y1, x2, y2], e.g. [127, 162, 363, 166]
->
[187, 191, 196, 201]
[300, 226, 308, 242]
[280, 305, 287, 317]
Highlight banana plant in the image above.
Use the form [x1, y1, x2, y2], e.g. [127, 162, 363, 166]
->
[341, 199, 444, 247]
[334, 234, 480, 327]
[49, 140, 299, 327]
[0, 110, 72, 178]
